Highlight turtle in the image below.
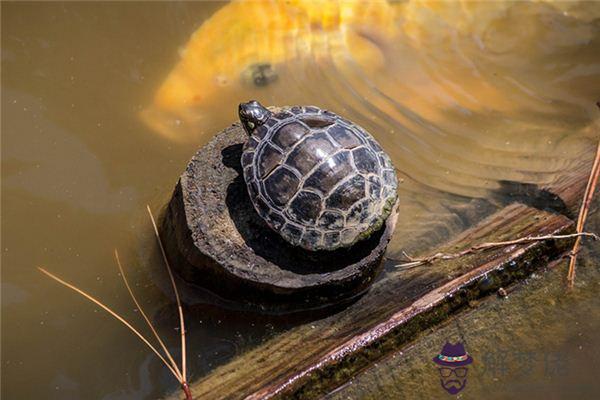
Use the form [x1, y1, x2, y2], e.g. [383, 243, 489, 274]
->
[238, 100, 398, 251]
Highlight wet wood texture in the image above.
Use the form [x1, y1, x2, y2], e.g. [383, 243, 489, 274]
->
[173, 143, 594, 400]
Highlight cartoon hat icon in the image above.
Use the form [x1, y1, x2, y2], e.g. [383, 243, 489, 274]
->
[432, 342, 473, 367]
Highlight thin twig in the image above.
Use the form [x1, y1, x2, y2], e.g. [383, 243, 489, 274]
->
[114, 249, 182, 380]
[567, 140, 600, 287]
[37, 267, 181, 381]
[395, 232, 599, 269]
[146, 205, 189, 392]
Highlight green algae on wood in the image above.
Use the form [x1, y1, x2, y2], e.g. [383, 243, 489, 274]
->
[324, 248, 600, 400]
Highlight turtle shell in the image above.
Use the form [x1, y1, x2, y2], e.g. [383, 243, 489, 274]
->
[242, 106, 398, 251]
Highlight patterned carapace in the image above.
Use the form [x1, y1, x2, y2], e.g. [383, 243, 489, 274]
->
[239, 100, 398, 251]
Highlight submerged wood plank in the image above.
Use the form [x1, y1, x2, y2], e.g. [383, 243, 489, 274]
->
[173, 145, 593, 400]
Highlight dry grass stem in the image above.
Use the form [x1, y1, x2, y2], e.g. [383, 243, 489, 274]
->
[146, 205, 189, 387]
[39, 207, 193, 400]
[395, 232, 599, 269]
[567, 140, 600, 287]
[114, 249, 182, 379]
[37, 267, 182, 381]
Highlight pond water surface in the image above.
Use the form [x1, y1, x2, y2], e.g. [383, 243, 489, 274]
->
[2, 1, 600, 399]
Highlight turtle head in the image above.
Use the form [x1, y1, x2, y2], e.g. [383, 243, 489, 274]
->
[239, 100, 272, 135]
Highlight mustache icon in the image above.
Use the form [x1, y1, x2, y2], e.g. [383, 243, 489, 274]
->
[441, 378, 467, 395]
[442, 379, 463, 388]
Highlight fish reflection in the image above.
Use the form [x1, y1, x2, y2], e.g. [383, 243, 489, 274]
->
[142, 0, 399, 142]
[142, 0, 600, 145]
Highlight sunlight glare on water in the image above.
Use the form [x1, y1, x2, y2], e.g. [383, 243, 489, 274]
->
[2, 1, 600, 399]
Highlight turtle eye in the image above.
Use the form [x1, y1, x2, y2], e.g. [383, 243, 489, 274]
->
[248, 121, 255, 129]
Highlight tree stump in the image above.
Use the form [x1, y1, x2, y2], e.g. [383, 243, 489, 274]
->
[161, 121, 399, 312]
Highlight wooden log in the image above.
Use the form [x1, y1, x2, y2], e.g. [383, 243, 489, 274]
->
[161, 122, 399, 312]
[166, 141, 594, 400]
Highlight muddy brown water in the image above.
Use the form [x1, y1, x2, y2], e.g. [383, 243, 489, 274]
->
[2, 1, 600, 399]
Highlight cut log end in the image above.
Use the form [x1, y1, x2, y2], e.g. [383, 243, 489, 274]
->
[161, 122, 398, 313]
